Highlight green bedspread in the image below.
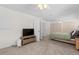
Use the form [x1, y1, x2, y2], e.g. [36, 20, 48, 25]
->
[50, 32, 71, 40]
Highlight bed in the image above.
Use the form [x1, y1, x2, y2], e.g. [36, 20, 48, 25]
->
[50, 32, 75, 44]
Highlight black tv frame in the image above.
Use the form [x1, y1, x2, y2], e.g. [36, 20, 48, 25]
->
[23, 28, 34, 36]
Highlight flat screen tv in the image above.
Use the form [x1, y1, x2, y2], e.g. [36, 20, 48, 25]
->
[23, 29, 34, 36]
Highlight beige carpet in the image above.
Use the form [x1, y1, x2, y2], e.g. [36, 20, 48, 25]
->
[0, 39, 79, 55]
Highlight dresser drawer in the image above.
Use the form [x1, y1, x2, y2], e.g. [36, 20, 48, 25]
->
[22, 38, 36, 45]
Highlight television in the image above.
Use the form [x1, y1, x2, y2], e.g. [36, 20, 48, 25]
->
[23, 29, 34, 36]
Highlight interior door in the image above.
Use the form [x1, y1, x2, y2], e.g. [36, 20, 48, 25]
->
[40, 21, 46, 39]
[40, 20, 50, 39]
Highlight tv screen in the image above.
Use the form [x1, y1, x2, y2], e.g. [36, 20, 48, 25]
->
[23, 29, 34, 36]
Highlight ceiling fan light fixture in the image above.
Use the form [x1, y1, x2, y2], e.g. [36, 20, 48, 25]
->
[38, 4, 48, 10]
[38, 4, 43, 10]
[43, 4, 48, 8]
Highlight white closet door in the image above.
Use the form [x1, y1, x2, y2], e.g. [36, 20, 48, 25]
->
[40, 21, 50, 39]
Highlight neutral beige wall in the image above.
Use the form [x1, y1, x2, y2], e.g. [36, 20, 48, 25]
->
[50, 23, 62, 32]
[0, 6, 40, 49]
[62, 21, 74, 32]
[50, 20, 79, 33]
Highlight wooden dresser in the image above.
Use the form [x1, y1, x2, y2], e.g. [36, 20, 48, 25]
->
[21, 35, 36, 46]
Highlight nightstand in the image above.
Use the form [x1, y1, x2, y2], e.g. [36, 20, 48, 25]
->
[75, 38, 79, 50]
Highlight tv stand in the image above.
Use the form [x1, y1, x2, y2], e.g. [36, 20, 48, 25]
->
[21, 35, 36, 46]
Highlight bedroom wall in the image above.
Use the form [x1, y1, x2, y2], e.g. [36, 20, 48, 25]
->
[0, 6, 41, 49]
[50, 22, 62, 32]
[50, 19, 79, 33]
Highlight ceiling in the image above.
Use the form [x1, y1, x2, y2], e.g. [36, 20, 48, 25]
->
[0, 4, 79, 21]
